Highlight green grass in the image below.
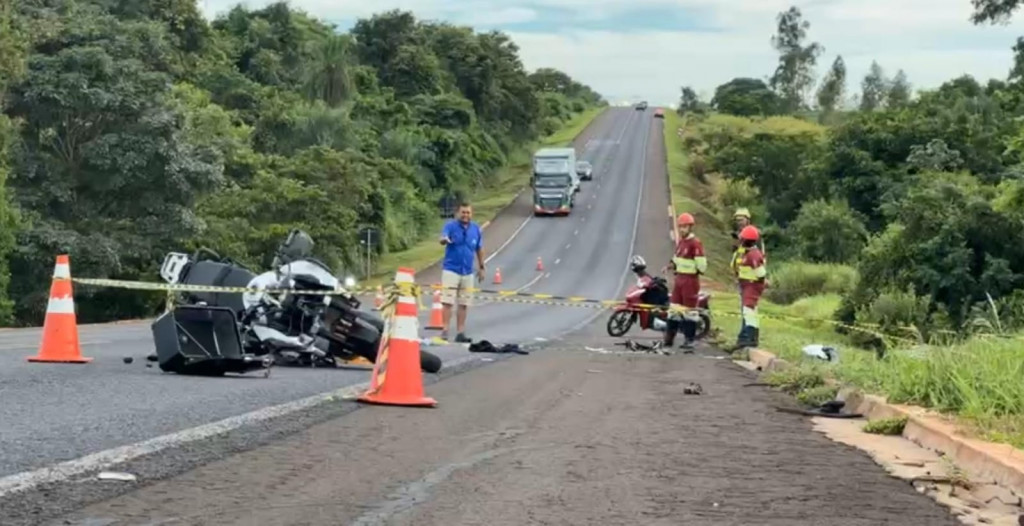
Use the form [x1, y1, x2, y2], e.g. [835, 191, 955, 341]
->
[863, 416, 908, 436]
[366, 107, 605, 286]
[674, 111, 1024, 450]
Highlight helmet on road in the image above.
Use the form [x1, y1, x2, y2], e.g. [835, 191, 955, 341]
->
[739, 225, 760, 242]
[734, 208, 751, 219]
[630, 255, 647, 273]
[677, 212, 695, 226]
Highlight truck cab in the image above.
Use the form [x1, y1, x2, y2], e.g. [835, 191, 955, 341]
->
[532, 147, 578, 216]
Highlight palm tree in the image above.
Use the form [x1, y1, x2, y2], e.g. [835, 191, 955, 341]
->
[304, 35, 354, 108]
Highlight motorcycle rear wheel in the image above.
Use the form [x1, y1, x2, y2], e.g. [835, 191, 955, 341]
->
[606, 310, 635, 337]
[695, 313, 711, 340]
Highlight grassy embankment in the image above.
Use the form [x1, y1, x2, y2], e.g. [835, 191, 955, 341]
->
[663, 110, 1024, 449]
[369, 106, 605, 284]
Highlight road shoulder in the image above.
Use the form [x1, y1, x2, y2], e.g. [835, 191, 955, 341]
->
[51, 347, 959, 526]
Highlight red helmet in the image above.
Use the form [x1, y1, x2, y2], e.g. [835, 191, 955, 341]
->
[739, 225, 760, 242]
[677, 212, 695, 226]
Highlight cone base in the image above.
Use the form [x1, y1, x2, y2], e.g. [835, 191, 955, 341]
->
[27, 356, 92, 363]
[357, 392, 437, 407]
[425, 325, 444, 330]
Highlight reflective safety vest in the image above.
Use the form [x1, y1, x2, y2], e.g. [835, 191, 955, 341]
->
[730, 246, 746, 275]
[673, 235, 707, 276]
[737, 257, 767, 282]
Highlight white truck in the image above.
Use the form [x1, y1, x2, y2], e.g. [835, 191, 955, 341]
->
[531, 147, 579, 216]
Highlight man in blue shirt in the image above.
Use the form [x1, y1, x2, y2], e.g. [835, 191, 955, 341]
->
[439, 202, 485, 343]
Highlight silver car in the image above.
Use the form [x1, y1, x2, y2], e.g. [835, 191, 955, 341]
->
[575, 160, 593, 181]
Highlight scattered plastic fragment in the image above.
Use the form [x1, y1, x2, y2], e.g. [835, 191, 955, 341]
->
[802, 344, 839, 362]
[98, 471, 137, 482]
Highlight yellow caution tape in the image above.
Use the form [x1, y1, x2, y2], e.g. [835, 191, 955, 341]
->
[70, 277, 1020, 346]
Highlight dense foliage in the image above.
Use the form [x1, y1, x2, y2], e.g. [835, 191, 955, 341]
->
[0, 1, 603, 325]
[677, 3, 1024, 342]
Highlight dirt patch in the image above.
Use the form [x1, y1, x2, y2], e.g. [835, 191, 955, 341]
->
[53, 346, 959, 526]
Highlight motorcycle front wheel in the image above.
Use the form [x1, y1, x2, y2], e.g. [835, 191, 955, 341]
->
[606, 310, 635, 337]
[695, 312, 711, 340]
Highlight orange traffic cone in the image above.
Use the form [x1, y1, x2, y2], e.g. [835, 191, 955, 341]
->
[374, 284, 384, 309]
[536, 257, 544, 271]
[358, 267, 437, 407]
[493, 267, 502, 285]
[426, 290, 444, 330]
[28, 255, 92, 364]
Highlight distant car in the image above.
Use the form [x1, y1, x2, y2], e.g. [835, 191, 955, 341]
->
[635, 101, 648, 111]
[654, 108, 665, 119]
[575, 160, 593, 181]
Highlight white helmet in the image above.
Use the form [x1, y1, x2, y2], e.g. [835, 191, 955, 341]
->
[630, 255, 647, 273]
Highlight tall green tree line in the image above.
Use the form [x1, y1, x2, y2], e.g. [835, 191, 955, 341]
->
[0, 1, 604, 325]
[676, 3, 1024, 341]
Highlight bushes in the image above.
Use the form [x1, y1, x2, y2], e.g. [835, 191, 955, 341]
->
[765, 261, 858, 305]
[787, 199, 868, 264]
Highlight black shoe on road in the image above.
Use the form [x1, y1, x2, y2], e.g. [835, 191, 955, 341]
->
[455, 333, 472, 343]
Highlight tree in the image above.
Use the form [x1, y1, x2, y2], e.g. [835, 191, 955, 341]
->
[886, 69, 912, 108]
[711, 78, 781, 117]
[859, 61, 887, 111]
[677, 86, 705, 115]
[971, 0, 1024, 24]
[0, 2, 603, 326]
[769, 6, 823, 113]
[816, 55, 846, 116]
[304, 35, 355, 108]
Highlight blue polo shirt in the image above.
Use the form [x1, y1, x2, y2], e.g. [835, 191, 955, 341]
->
[442, 219, 483, 276]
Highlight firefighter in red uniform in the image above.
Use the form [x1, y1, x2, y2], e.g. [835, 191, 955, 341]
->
[665, 212, 706, 349]
[733, 225, 767, 350]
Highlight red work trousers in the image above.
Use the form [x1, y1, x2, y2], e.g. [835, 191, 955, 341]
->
[740, 280, 765, 308]
[671, 274, 700, 308]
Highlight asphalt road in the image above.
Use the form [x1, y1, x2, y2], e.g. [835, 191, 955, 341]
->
[0, 107, 651, 481]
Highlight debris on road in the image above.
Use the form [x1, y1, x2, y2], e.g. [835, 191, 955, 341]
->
[776, 399, 864, 419]
[97, 472, 137, 482]
[122, 356, 133, 364]
[615, 339, 671, 355]
[683, 383, 703, 395]
[468, 341, 530, 355]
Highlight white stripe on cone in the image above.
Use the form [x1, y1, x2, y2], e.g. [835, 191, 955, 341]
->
[53, 264, 70, 279]
[46, 295, 75, 314]
[392, 316, 418, 341]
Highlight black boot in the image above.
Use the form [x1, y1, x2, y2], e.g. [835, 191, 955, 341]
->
[728, 325, 755, 352]
[680, 319, 696, 350]
[749, 327, 760, 348]
[663, 318, 679, 347]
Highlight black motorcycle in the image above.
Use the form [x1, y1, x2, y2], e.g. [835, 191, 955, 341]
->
[156, 230, 442, 373]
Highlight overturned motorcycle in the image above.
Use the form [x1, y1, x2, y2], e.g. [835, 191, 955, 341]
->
[150, 229, 443, 376]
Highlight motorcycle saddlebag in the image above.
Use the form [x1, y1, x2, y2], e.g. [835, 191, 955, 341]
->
[179, 261, 256, 314]
[151, 305, 270, 376]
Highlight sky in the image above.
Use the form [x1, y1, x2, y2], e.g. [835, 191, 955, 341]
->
[195, 0, 1024, 107]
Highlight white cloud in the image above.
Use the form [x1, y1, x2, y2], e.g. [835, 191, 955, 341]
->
[196, 0, 1024, 104]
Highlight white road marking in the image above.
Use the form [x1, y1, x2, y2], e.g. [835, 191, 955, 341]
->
[565, 243, 571, 249]
[484, 215, 531, 264]
[555, 258, 561, 265]
[574, 229, 579, 236]
[516, 272, 546, 292]
[0, 355, 481, 498]
[558, 109, 650, 338]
